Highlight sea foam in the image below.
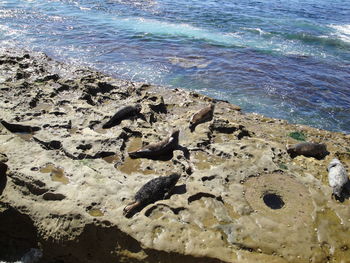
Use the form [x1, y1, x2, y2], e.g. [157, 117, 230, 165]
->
[329, 24, 350, 43]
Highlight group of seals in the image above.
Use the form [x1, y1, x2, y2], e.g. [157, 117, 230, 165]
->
[123, 173, 181, 217]
[123, 104, 215, 216]
[287, 142, 349, 201]
[123, 104, 214, 217]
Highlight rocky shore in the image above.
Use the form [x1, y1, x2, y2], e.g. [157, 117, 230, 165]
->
[0, 48, 350, 263]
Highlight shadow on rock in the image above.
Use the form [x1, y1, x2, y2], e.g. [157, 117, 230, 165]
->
[0, 162, 8, 195]
[0, 207, 39, 262]
[129, 151, 174, 161]
[335, 181, 350, 203]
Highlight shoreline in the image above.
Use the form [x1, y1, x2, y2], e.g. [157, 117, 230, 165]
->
[3, 45, 348, 136]
[1, 48, 350, 263]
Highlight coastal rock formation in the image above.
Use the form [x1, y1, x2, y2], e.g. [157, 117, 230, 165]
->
[1, 49, 350, 263]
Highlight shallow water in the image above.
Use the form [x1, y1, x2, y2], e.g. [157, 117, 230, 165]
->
[1, 0, 349, 133]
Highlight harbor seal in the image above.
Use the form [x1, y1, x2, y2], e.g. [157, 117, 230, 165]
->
[328, 158, 349, 201]
[189, 104, 215, 132]
[1, 120, 41, 133]
[128, 129, 180, 159]
[102, 104, 142, 128]
[123, 173, 181, 217]
[286, 142, 329, 160]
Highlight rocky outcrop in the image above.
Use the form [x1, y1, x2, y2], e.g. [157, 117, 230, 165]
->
[1, 49, 350, 263]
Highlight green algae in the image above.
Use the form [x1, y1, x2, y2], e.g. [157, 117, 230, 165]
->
[288, 131, 306, 141]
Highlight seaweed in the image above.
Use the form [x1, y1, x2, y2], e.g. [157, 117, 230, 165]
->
[278, 163, 288, 170]
[288, 131, 306, 141]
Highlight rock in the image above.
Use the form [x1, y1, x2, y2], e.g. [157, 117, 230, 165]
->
[0, 48, 350, 263]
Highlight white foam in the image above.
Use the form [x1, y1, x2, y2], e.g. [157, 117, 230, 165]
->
[242, 27, 269, 35]
[329, 24, 350, 43]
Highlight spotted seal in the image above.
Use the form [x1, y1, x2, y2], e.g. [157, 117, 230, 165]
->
[128, 129, 180, 159]
[328, 158, 349, 201]
[189, 104, 215, 132]
[286, 142, 329, 160]
[123, 173, 180, 217]
[102, 104, 142, 128]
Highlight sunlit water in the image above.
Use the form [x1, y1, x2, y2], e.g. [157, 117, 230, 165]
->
[0, 0, 349, 133]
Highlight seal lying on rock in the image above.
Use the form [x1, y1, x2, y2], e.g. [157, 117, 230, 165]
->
[128, 129, 180, 159]
[189, 104, 215, 132]
[328, 158, 349, 201]
[102, 104, 142, 128]
[286, 142, 329, 160]
[1, 120, 41, 133]
[123, 173, 181, 217]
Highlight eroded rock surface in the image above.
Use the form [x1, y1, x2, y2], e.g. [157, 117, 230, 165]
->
[1, 49, 350, 263]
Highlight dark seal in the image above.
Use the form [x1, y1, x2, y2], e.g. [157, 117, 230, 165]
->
[128, 129, 180, 159]
[287, 142, 329, 160]
[1, 120, 41, 133]
[189, 104, 215, 132]
[102, 104, 142, 128]
[123, 173, 181, 217]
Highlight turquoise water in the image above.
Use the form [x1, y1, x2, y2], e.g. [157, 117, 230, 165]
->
[0, 0, 349, 133]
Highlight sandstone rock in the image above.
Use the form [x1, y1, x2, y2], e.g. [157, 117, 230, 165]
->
[0, 48, 350, 263]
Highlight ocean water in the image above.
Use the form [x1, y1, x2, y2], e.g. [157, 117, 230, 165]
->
[0, 0, 349, 133]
